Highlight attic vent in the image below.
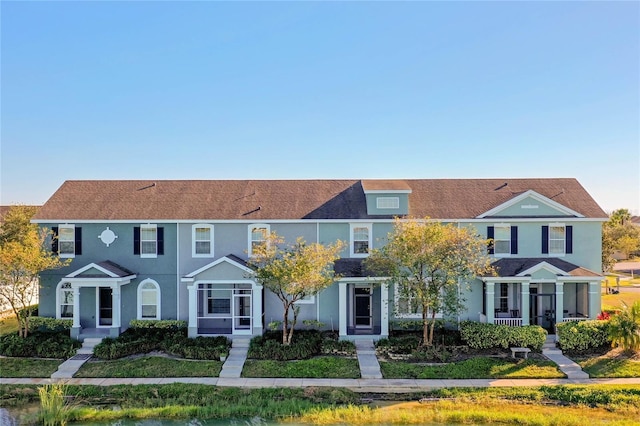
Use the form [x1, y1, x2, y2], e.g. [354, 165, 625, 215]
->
[377, 197, 400, 209]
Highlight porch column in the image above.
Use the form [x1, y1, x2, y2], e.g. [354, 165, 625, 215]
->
[555, 282, 564, 324]
[187, 283, 197, 337]
[339, 282, 347, 338]
[72, 285, 81, 329]
[252, 284, 263, 335]
[112, 284, 121, 329]
[485, 282, 495, 324]
[521, 282, 530, 325]
[380, 283, 389, 337]
[588, 281, 601, 319]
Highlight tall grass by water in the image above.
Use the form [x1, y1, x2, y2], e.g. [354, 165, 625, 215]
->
[38, 383, 70, 426]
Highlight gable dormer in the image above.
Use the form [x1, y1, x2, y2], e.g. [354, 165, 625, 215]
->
[361, 180, 411, 216]
[477, 190, 585, 219]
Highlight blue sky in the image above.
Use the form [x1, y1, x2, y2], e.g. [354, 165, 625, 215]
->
[1, 1, 638, 214]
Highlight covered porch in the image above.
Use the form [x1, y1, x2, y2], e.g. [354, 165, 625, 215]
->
[481, 258, 602, 331]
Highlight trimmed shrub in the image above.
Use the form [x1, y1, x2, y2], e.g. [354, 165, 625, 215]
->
[129, 319, 187, 330]
[0, 332, 81, 358]
[27, 317, 72, 333]
[556, 320, 611, 352]
[459, 321, 547, 351]
[248, 330, 323, 360]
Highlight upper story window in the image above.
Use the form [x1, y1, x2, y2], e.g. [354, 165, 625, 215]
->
[134, 225, 164, 258]
[138, 279, 161, 320]
[350, 223, 372, 257]
[248, 224, 270, 257]
[542, 224, 573, 256]
[192, 224, 214, 257]
[376, 197, 399, 209]
[487, 224, 517, 256]
[52, 225, 82, 258]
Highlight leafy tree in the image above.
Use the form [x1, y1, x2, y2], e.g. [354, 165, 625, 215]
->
[365, 218, 494, 347]
[248, 233, 345, 345]
[602, 208, 640, 270]
[0, 205, 69, 337]
[608, 301, 640, 353]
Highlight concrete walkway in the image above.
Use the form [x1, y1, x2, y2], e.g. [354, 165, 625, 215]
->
[9, 332, 631, 389]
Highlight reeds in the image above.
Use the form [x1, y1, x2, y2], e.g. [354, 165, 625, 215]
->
[37, 383, 70, 426]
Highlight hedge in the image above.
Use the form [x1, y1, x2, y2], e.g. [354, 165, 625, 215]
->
[555, 320, 611, 352]
[27, 317, 72, 333]
[129, 319, 187, 330]
[0, 332, 81, 358]
[459, 321, 547, 351]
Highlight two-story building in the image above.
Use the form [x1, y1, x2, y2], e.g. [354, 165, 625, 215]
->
[32, 178, 607, 341]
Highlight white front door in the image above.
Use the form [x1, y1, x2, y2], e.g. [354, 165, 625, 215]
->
[232, 290, 252, 335]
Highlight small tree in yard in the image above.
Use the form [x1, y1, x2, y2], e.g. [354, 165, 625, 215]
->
[609, 301, 640, 353]
[365, 218, 494, 347]
[0, 205, 70, 337]
[248, 233, 345, 345]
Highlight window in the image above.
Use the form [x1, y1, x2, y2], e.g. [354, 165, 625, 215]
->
[134, 225, 164, 258]
[498, 284, 509, 312]
[137, 280, 160, 320]
[207, 289, 231, 315]
[394, 283, 442, 318]
[542, 224, 572, 256]
[350, 223, 372, 257]
[487, 225, 517, 256]
[192, 224, 214, 257]
[294, 294, 315, 304]
[58, 282, 74, 319]
[376, 197, 399, 209]
[248, 224, 270, 257]
[52, 225, 82, 257]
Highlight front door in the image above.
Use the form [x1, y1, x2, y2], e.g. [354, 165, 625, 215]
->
[232, 290, 252, 335]
[98, 287, 113, 327]
[354, 287, 372, 328]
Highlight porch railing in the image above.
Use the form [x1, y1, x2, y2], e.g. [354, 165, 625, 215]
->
[493, 317, 523, 327]
[561, 317, 588, 322]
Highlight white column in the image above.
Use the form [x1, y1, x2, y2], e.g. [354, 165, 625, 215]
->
[112, 284, 121, 328]
[588, 281, 601, 319]
[187, 284, 197, 337]
[252, 284, 263, 335]
[521, 281, 530, 325]
[338, 282, 347, 338]
[486, 282, 495, 324]
[72, 285, 81, 329]
[555, 282, 564, 324]
[380, 283, 389, 337]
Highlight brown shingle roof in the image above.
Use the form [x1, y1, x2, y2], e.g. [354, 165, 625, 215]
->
[32, 178, 607, 221]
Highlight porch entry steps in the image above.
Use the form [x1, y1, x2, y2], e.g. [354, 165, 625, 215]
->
[355, 339, 383, 379]
[541, 334, 590, 380]
[218, 338, 250, 378]
[51, 338, 103, 379]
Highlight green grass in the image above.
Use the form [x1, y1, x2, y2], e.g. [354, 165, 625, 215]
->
[0, 314, 20, 336]
[576, 352, 640, 378]
[74, 356, 223, 378]
[602, 291, 640, 312]
[242, 356, 361, 378]
[380, 357, 565, 379]
[0, 357, 62, 378]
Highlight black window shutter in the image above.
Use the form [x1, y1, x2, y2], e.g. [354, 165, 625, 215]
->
[157, 227, 164, 255]
[541, 226, 549, 254]
[510, 226, 518, 254]
[75, 227, 82, 255]
[566, 225, 573, 254]
[133, 227, 140, 255]
[51, 226, 59, 253]
[487, 226, 494, 254]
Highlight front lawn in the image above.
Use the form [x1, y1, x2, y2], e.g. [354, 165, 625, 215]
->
[571, 348, 640, 378]
[242, 356, 360, 378]
[380, 357, 565, 379]
[0, 357, 62, 377]
[75, 355, 223, 378]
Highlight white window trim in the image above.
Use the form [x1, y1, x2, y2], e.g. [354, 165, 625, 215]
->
[58, 224, 75, 258]
[350, 223, 372, 258]
[493, 223, 511, 258]
[137, 279, 161, 320]
[294, 294, 315, 304]
[393, 284, 443, 319]
[192, 224, 214, 258]
[56, 282, 74, 319]
[376, 197, 400, 209]
[248, 223, 270, 257]
[140, 224, 158, 259]
[548, 222, 566, 257]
